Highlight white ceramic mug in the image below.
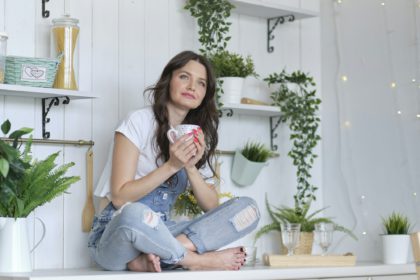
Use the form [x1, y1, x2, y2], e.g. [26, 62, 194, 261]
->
[167, 124, 200, 144]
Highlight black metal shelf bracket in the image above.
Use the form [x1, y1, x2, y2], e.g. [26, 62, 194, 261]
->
[42, 0, 50, 18]
[267, 14, 295, 53]
[270, 116, 282, 151]
[218, 108, 234, 118]
[42, 96, 70, 139]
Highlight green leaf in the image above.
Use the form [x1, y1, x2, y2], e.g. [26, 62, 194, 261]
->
[1, 119, 11, 134]
[0, 158, 10, 177]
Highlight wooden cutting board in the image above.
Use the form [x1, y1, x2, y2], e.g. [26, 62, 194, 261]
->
[263, 254, 356, 267]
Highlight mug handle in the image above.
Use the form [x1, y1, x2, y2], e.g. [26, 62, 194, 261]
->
[30, 217, 46, 253]
[167, 128, 178, 144]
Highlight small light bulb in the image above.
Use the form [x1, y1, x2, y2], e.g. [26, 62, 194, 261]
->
[414, 192, 417, 197]
[344, 121, 351, 127]
[337, 0, 342, 3]
[362, 231, 367, 235]
[381, 2, 385, 6]
[412, 78, 416, 83]
[391, 82, 397, 88]
[341, 75, 348, 82]
[361, 195, 366, 200]
[397, 110, 402, 115]
[416, 114, 420, 118]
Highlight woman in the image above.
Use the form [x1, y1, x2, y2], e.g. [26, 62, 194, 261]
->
[88, 50, 260, 272]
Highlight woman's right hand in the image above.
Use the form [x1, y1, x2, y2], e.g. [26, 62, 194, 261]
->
[167, 133, 198, 171]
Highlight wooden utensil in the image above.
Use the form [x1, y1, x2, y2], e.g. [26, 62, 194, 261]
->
[82, 148, 95, 232]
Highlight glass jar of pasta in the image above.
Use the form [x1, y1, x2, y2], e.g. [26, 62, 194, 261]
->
[51, 15, 79, 90]
[0, 32, 7, 84]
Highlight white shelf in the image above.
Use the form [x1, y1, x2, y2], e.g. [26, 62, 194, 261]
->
[222, 103, 281, 117]
[0, 263, 416, 280]
[0, 84, 95, 99]
[231, 0, 319, 19]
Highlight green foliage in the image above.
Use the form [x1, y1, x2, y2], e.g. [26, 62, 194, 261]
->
[382, 212, 411, 235]
[241, 141, 274, 163]
[254, 195, 357, 242]
[264, 70, 321, 214]
[173, 189, 234, 218]
[0, 120, 80, 218]
[208, 50, 257, 78]
[184, 0, 234, 56]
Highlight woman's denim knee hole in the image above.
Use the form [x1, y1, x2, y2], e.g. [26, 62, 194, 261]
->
[230, 197, 260, 232]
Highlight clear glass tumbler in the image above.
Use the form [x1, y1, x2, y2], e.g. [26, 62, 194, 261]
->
[280, 223, 301, 256]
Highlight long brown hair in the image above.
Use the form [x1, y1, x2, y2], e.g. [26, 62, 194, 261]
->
[145, 50, 219, 178]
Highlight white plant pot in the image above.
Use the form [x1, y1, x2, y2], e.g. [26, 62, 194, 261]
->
[231, 150, 266, 186]
[0, 217, 46, 273]
[219, 77, 244, 104]
[381, 234, 411, 264]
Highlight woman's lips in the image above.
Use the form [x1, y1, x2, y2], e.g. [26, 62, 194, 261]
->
[181, 92, 195, 99]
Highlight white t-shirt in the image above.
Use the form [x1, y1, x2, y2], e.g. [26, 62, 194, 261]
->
[94, 106, 215, 199]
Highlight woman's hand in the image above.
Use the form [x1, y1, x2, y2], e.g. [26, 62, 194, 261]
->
[167, 133, 198, 171]
[186, 128, 205, 170]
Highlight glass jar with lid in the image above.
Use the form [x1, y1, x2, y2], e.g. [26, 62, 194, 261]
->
[51, 15, 79, 90]
[0, 32, 8, 84]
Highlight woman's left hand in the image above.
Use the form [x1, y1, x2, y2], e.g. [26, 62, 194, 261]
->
[186, 128, 205, 169]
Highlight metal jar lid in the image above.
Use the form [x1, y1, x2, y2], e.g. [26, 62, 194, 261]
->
[52, 14, 79, 26]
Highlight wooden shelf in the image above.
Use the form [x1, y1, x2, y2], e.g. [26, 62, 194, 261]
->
[222, 103, 281, 117]
[230, 0, 318, 19]
[0, 84, 96, 99]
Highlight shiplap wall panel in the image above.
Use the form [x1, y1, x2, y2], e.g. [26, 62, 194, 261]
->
[118, 0, 146, 116]
[144, 0, 169, 88]
[91, 0, 119, 198]
[0, 0, 4, 119]
[168, 0, 196, 58]
[62, 0, 93, 269]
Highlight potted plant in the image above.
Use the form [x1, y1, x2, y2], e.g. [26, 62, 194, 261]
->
[253, 70, 355, 254]
[184, 0, 259, 106]
[381, 212, 412, 264]
[0, 119, 80, 272]
[208, 50, 257, 105]
[231, 141, 273, 186]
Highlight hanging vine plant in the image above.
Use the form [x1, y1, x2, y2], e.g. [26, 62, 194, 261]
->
[264, 70, 321, 215]
[184, 0, 234, 56]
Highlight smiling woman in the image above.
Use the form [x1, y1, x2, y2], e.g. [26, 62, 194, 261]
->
[89, 50, 260, 272]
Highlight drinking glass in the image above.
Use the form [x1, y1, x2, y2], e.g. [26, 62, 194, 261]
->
[314, 222, 335, 256]
[280, 223, 301, 256]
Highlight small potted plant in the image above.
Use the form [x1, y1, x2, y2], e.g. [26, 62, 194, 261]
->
[208, 50, 257, 105]
[381, 212, 412, 264]
[0, 120, 80, 272]
[231, 141, 273, 186]
[254, 195, 356, 255]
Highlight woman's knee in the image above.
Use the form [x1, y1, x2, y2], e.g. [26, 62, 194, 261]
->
[118, 203, 160, 228]
[230, 196, 260, 232]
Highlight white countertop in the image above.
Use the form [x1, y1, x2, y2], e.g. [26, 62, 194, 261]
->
[0, 262, 416, 280]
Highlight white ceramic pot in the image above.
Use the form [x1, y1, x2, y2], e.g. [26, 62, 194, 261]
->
[0, 217, 46, 272]
[231, 150, 266, 186]
[381, 234, 411, 264]
[219, 77, 244, 104]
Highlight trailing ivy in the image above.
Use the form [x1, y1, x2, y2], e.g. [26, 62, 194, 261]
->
[184, 0, 234, 56]
[264, 70, 321, 215]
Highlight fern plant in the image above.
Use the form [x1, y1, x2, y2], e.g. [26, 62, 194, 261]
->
[241, 141, 273, 163]
[0, 120, 80, 218]
[382, 212, 411, 235]
[254, 195, 357, 242]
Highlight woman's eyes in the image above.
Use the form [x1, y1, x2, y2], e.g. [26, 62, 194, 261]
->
[179, 73, 206, 88]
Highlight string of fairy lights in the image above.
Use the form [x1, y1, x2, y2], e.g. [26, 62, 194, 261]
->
[332, 0, 419, 241]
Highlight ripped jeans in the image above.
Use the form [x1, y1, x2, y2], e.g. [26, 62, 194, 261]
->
[88, 197, 260, 270]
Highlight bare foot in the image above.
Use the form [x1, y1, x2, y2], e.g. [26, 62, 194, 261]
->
[127, 253, 162, 272]
[180, 247, 245, 271]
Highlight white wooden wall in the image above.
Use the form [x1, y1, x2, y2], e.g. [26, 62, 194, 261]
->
[0, 0, 320, 269]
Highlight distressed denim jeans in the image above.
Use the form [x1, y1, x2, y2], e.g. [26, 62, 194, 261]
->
[88, 170, 260, 270]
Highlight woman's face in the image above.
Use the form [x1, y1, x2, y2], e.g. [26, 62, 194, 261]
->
[169, 60, 207, 111]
